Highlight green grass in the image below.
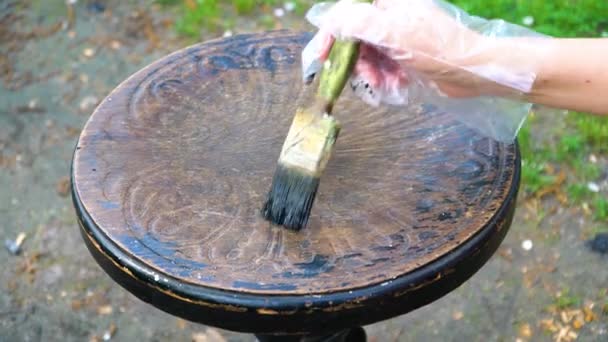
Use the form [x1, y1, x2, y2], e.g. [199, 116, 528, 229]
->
[594, 197, 608, 221]
[157, 0, 312, 36]
[553, 288, 582, 309]
[449, 0, 608, 38]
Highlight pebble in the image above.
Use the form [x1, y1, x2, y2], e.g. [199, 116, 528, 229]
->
[587, 182, 600, 193]
[110, 40, 121, 50]
[522, 16, 534, 26]
[28, 98, 39, 109]
[284, 2, 296, 12]
[87, 1, 106, 13]
[273, 8, 285, 17]
[79, 95, 99, 112]
[83, 48, 95, 58]
[589, 154, 597, 163]
[588, 233, 608, 255]
[522, 239, 533, 251]
[97, 305, 113, 315]
[102, 323, 116, 341]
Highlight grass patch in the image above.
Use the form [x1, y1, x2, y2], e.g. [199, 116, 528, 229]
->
[157, 0, 312, 37]
[554, 288, 581, 309]
[567, 112, 608, 153]
[449, 0, 608, 37]
[594, 196, 608, 221]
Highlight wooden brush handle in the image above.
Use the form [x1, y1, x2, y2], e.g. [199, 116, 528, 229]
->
[316, 0, 372, 113]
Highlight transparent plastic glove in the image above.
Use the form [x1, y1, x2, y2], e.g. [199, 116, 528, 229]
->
[302, 0, 551, 143]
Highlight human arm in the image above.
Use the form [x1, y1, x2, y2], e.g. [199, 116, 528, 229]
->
[523, 38, 608, 115]
[306, 0, 608, 115]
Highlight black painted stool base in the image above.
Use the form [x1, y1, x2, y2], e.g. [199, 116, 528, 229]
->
[256, 327, 366, 342]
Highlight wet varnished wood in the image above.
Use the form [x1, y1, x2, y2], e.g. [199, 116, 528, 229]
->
[72, 31, 520, 334]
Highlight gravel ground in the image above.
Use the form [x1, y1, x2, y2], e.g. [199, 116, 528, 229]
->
[1, 1, 606, 341]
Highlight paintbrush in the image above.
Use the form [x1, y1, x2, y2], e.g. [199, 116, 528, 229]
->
[262, 26, 366, 231]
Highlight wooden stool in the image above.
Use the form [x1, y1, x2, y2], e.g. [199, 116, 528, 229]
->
[71, 31, 520, 341]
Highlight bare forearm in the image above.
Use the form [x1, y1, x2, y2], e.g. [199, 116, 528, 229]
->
[526, 38, 608, 115]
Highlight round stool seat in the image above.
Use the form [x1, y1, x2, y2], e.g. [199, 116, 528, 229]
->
[71, 31, 520, 336]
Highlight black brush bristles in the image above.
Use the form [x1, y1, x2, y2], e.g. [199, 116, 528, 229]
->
[262, 165, 320, 231]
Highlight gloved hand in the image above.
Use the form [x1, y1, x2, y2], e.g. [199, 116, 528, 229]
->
[302, 0, 549, 120]
[301, 0, 552, 142]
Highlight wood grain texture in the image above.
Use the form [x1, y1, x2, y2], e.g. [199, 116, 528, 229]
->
[71, 31, 520, 333]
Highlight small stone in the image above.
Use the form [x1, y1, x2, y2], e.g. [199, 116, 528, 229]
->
[67, 30, 76, 39]
[284, 2, 296, 12]
[587, 182, 600, 193]
[28, 98, 39, 109]
[97, 305, 113, 315]
[102, 323, 116, 341]
[522, 16, 534, 26]
[222, 30, 233, 38]
[83, 48, 96, 58]
[522, 239, 533, 251]
[87, 1, 106, 13]
[79, 95, 99, 112]
[589, 154, 598, 163]
[588, 233, 608, 255]
[273, 8, 285, 17]
[110, 40, 121, 50]
[61, 291, 67, 297]
[452, 311, 463, 320]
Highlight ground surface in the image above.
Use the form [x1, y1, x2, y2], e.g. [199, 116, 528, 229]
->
[1, 1, 606, 341]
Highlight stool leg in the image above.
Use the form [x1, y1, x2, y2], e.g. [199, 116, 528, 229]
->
[255, 327, 366, 342]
